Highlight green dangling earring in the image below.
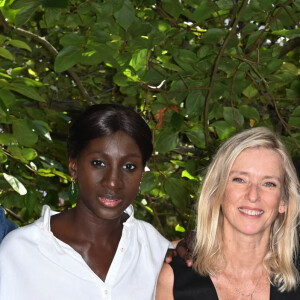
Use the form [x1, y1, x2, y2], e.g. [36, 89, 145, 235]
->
[69, 178, 78, 203]
[71, 179, 75, 194]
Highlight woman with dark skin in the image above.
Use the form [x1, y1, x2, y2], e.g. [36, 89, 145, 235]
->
[0, 104, 172, 299]
[51, 130, 146, 280]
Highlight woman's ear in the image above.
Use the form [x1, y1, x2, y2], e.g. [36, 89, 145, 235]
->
[278, 200, 286, 214]
[69, 158, 77, 180]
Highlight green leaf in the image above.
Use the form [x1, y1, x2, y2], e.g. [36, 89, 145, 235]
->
[161, 0, 182, 18]
[90, 25, 112, 43]
[129, 49, 148, 72]
[0, 34, 7, 43]
[54, 46, 82, 72]
[161, 61, 183, 72]
[175, 224, 186, 233]
[140, 171, 158, 193]
[0, 47, 13, 60]
[15, 2, 39, 27]
[211, 121, 236, 140]
[169, 80, 188, 103]
[0, 89, 16, 107]
[172, 50, 198, 72]
[281, 63, 299, 76]
[59, 34, 85, 47]
[289, 105, 300, 127]
[12, 119, 39, 147]
[266, 59, 283, 73]
[185, 126, 206, 149]
[39, 156, 63, 170]
[259, 0, 275, 10]
[7, 145, 28, 163]
[242, 84, 258, 98]
[201, 28, 228, 45]
[216, 0, 233, 10]
[37, 169, 56, 177]
[171, 113, 184, 131]
[6, 83, 45, 102]
[0, 150, 7, 163]
[3, 173, 27, 195]
[31, 120, 52, 142]
[246, 31, 262, 49]
[163, 177, 188, 210]
[191, 2, 213, 22]
[40, 0, 68, 8]
[241, 23, 258, 34]
[114, 0, 136, 30]
[8, 39, 32, 52]
[9, 0, 38, 9]
[272, 29, 300, 39]
[155, 127, 179, 153]
[0, 72, 11, 80]
[23, 189, 38, 219]
[239, 105, 260, 122]
[15, 77, 44, 88]
[181, 170, 197, 180]
[0, 97, 8, 117]
[186, 91, 205, 116]
[52, 169, 69, 181]
[223, 107, 244, 127]
[21, 148, 38, 161]
[144, 68, 165, 86]
[42, 8, 61, 27]
[82, 44, 117, 67]
[0, 133, 17, 146]
[219, 57, 239, 75]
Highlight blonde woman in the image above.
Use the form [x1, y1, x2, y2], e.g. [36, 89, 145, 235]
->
[156, 127, 300, 299]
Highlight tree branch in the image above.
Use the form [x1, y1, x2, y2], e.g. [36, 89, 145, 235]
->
[203, 0, 249, 146]
[279, 37, 300, 58]
[247, 0, 294, 55]
[0, 10, 96, 104]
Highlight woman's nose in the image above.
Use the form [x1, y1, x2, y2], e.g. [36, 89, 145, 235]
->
[247, 183, 259, 202]
[102, 168, 123, 190]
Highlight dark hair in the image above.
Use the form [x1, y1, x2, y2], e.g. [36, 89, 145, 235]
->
[67, 104, 153, 165]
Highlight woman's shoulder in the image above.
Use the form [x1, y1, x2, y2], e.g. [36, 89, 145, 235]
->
[170, 256, 218, 300]
[170, 255, 197, 276]
[0, 209, 49, 254]
[124, 207, 171, 246]
[134, 218, 171, 245]
[0, 221, 38, 251]
[0, 207, 17, 243]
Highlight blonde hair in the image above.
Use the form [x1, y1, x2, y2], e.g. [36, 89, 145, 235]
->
[193, 127, 300, 291]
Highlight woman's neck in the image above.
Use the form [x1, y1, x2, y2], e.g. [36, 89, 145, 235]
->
[222, 230, 269, 276]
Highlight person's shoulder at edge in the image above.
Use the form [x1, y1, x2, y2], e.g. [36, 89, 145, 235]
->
[0, 205, 53, 251]
[156, 261, 175, 300]
[0, 206, 18, 244]
[124, 204, 173, 247]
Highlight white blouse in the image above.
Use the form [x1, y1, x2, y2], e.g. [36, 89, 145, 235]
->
[0, 205, 171, 300]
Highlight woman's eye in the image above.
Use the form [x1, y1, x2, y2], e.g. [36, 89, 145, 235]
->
[92, 160, 105, 167]
[123, 163, 137, 171]
[265, 182, 276, 187]
[233, 177, 244, 183]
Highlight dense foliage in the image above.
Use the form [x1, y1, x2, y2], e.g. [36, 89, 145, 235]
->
[0, 0, 299, 239]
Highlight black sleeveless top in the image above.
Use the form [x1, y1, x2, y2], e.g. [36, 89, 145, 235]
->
[170, 256, 300, 300]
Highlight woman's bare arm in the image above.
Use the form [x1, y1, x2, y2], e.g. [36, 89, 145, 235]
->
[155, 263, 175, 300]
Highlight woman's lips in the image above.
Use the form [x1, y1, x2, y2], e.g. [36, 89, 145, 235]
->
[238, 207, 264, 216]
[98, 197, 122, 208]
